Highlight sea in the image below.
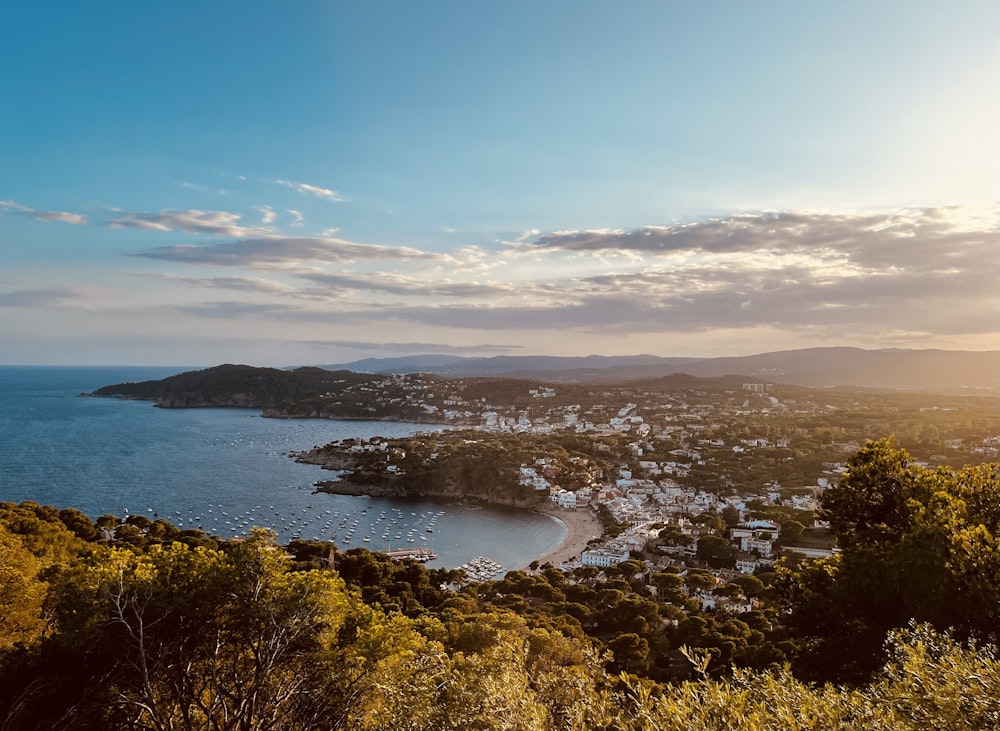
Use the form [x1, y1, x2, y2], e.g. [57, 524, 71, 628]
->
[0, 366, 565, 571]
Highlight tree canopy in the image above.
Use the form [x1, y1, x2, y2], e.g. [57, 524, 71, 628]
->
[779, 438, 1000, 682]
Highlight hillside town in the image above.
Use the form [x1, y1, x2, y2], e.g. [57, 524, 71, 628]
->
[98, 363, 1000, 612]
[294, 373, 998, 611]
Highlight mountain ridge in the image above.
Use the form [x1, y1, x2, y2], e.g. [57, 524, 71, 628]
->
[317, 347, 999, 391]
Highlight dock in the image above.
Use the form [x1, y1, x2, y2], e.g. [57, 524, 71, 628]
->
[384, 547, 438, 562]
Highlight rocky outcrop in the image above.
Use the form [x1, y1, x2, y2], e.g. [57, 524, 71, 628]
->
[298, 447, 548, 509]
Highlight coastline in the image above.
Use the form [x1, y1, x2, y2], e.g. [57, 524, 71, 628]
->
[522, 506, 604, 570]
[312, 476, 604, 569]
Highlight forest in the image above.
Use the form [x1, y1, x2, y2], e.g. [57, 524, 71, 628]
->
[1, 440, 999, 730]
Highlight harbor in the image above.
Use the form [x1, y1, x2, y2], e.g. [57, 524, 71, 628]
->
[456, 556, 505, 582]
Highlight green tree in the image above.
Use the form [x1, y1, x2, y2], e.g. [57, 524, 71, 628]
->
[0, 527, 47, 650]
[720, 505, 741, 527]
[697, 535, 735, 568]
[46, 530, 353, 730]
[658, 524, 690, 547]
[684, 569, 717, 594]
[779, 520, 806, 544]
[607, 632, 650, 674]
[779, 438, 1000, 682]
[691, 513, 725, 531]
[729, 574, 765, 599]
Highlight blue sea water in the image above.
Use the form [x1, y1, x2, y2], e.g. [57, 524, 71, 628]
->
[0, 366, 564, 570]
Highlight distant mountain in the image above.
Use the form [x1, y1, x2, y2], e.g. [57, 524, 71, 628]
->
[318, 348, 999, 392]
[320, 354, 701, 376]
[675, 348, 999, 391]
[319, 354, 468, 373]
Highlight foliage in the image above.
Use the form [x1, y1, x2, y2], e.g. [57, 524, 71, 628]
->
[0, 526, 47, 651]
[3, 430, 1000, 728]
[778, 438, 1000, 682]
[0, 501, 997, 729]
[696, 535, 735, 568]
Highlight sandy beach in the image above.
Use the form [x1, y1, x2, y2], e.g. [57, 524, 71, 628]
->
[521, 506, 605, 569]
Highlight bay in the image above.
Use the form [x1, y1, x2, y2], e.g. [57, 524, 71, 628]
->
[0, 366, 564, 570]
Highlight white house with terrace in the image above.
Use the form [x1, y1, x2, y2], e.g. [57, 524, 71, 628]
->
[581, 547, 630, 568]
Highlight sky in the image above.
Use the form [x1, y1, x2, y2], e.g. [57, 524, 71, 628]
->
[2, 1, 998, 366]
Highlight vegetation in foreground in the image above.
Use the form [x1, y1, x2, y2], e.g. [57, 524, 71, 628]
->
[1, 440, 999, 730]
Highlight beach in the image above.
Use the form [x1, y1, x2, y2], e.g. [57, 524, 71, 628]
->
[524, 506, 605, 569]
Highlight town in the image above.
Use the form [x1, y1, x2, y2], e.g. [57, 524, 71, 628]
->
[293, 372, 999, 612]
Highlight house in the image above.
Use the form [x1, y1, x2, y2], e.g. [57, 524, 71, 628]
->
[741, 536, 774, 557]
[550, 488, 578, 509]
[735, 552, 759, 574]
[581, 547, 630, 568]
[699, 594, 754, 613]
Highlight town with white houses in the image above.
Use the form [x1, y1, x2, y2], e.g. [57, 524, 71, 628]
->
[297, 372, 998, 615]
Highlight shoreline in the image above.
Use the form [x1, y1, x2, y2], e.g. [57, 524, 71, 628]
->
[521, 505, 605, 570]
[305, 473, 602, 569]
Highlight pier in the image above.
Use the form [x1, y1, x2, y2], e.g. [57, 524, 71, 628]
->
[384, 547, 438, 562]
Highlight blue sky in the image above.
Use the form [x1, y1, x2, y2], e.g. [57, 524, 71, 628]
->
[2, 1, 998, 365]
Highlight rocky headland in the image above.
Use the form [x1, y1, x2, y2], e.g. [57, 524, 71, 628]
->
[292, 442, 550, 509]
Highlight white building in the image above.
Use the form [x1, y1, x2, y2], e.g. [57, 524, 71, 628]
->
[741, 536, 774, 557]
[581, 548, 630, 568]
[550, 488, 578, 509]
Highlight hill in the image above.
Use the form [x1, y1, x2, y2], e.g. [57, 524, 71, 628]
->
[322, 347, 999, 392]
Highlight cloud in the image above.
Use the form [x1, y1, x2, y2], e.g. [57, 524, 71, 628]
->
[127, 272, 297, 296]
[153, 203, 998, 346]
[288, 209, 305, 228]
[298, 271, 518, 299]
[100, 204, 995, 351]
[254, 205, 276, 225]
[523, 208, 1000, 271]
[0, 288, 81, 307]
[0, 200, 87, 225]
[108, 209, 268, 237]
[276, 179, 343, 201]
[132, 236, 438, 267]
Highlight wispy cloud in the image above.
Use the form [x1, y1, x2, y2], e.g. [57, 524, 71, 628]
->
[132, 235, 439, 267]
[275, 179, 343, 201]
[523, 208, 1000, 273]
[109, 209, 270, 237]
[127, 272, 297, 296]
[0, 288, 81, 307]
[0, 200, 87, 225]
[298, 271, 518, 299]
[254, 205, 276, 225]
